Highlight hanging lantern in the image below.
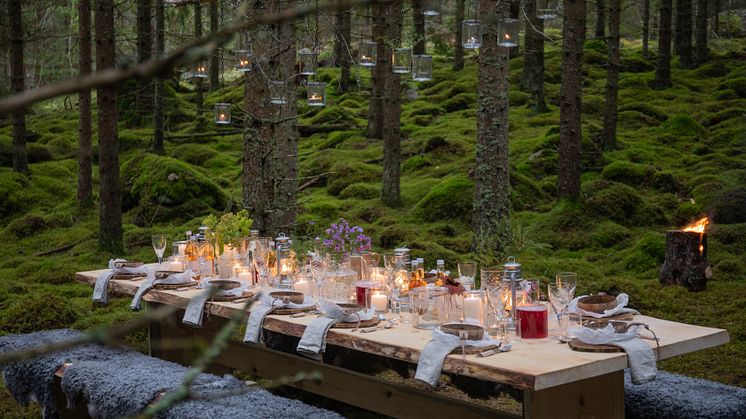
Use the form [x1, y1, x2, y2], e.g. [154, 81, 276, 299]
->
[412, 55, 433, 82]
[235, 50, 252, 72]
[298, 48, 318, 75]
[269, 81, 287, 105]
[193, 61, 208, 78]
[498, 18, 519, 48]
[392, 47, 412, 74]
[462, 20, 482, 49]
[358, 40, 377, 67]
[422, 0, 441, 16]
[214, 103, 231, 125]
[537, 0, 559, 20]
[306, 82, 326, 107]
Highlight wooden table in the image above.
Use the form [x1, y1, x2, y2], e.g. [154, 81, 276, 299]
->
[76, 268, 730, 419]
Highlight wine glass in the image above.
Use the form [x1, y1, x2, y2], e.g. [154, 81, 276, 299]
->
[458, 261, 477, 290]
[555, 272, 577, 294]
[152, 234, 167, 265]
[383, 253, 397, 270]
[548, 283, 575, 342]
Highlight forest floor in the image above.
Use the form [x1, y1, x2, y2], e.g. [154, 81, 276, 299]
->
[0, 37, 745, 417]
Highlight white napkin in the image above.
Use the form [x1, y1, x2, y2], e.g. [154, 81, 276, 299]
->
[130, 270, 194, 311]
[182, 285, 243, 328]
[92, 259, 149, 304]
[318, 300, 374, 322]
[415, 328, 499, 386]
[296, 317, 339, 360]
[568, 293, 641, 318]
[261, 292, 316, 310]
[570, 323, 657, 384]
[243, 300, 276, 343]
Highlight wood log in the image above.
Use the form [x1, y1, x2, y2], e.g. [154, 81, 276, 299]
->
[660, 230, 710, 291]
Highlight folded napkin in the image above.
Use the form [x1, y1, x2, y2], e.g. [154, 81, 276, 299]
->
[182, 284, 243, 328]
[569, 323, 657, 384]
[318, 300, 374, 323]
[92, 259, 149, 304]
[295, 301, 374, 360]
[243, 292, 317, 344]
[415, 328, 499, 386]
[130, 270, 194, 311]
[262, 292, 316, 310]
[568, 293, 640, 318]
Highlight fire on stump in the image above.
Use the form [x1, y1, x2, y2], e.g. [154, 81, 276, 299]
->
[660, 217, 712, 292]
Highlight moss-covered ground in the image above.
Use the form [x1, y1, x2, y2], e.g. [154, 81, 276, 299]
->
[1, 37, 745, 415]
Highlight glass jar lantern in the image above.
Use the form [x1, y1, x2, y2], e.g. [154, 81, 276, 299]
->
[502, 256, 522, 330]
[235, 50, 252, 72]
[298, 48, 318, 75]
[498, 18, 520, 48]
[538, 0, 559, 20]
[306, 82, 326, 107]
[274, 233, 294, 287]
[358, 40, 377, 67]
[193, 61, 208, 78]
[422, 0, 441, 16]
[214, 103, 231, 125]
[269, 80, 288, 105]
[462, 20, 482, 49]
[412, 55, 433, 81]
[391, 48, 412, 74]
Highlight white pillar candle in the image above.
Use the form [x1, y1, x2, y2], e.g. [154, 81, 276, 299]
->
[178, 243, 187, 257]
[168, 260, 183, 272]
[371, 292, 388, 311]
[238, 270, 252, 284]
[293, 279, 312, 297]
[464, 295, 484, 323]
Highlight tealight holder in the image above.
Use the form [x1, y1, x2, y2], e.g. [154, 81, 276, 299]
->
[538, 0, 559, 20]
[214, 103, 231, 125]
[306, 82, 326, 107]
[462, 20, 482, 49]
[292, 272, 314, 300]
[193, 61, 208, 78]
[234, 263, 253, 285]
[391, 48, 412, 74]
[358, 40, 377, 67]
[463, 290, 486, 326]
[269, 80, 288, 105]
[422, 0, 441, 16]
[166, 256, 185, 272]
[172, 240, 188, 258]
[412, 55, 433, 82]
[366, 288, 389, 320]
[298, 48, 318, 75]
[498, 18, 520, 48]
[235, 50, 252, 72]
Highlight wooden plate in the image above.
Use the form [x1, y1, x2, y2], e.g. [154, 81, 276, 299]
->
[332, 318, 380, 329]
[112, 273, 147, 280]
[153, 281, 198, 290]
[210, 290, 253, 302]
[568, 339, 624, 353]
[577, 294, 618, 313]
[451, 344, 500, 355]
[272, 305, 317, 315]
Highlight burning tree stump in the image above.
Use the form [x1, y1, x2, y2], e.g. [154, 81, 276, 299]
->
[659, 228, 710, 292]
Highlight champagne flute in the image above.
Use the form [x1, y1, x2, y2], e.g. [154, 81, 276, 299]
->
[152, 234, 167, 265]
[458, 261, 477, 290]
[548, 283, 575, 342]
[555, 272, 577, 294]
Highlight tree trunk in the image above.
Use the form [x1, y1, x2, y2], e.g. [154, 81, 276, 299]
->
[333, 7, 351, 92]
[136, 0, 152, 124]
[660, 231, 710, 292]
[557, 0, 585, 200]
[412, 0, 425, 55]
[675, 0, 693, 68]
[652, 0, 673, 89]
[601, 0, 620, 151]
[77, 0, 93, 206]
[453, 0, 465, 71]
[522, 0, 548, 113]
[472, 0, 511, 253]
[194, 2, 203, 112]
[694, 0, 708, 65]
[642, 0, 650, 56]
[152, 0, 165, 154]
[594, 0, 606, 39]
[95, 0, 123, 252]
[381, 0, 403, 207]
[9, 0, 28, 175]
[209, 0, 220, 91]
[712, 0, 719, 36]
[509, 0, 521, 58]
[367, 4, 386, 139]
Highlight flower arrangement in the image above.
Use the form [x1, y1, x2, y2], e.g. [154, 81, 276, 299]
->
[202, 209, 253, 254]
[321, 218, 372, 263]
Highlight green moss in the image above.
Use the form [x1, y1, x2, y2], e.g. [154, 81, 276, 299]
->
[602, 161, 654, 186]
[327, 161, 381, 196]
[0, 293, 79, 334]
[171, 144, 219, 166]
[584, 182, 644, 225]
[27, 142, 54, 163]
[412, 176, 474, 222]
[623, 232, 666, 272]
[711, 187, 746, 224]
[585, 39, 609, 54]
[717, 77, 746, 97]
[443, 93, 476, 112]
[339, 183, 379, 200]
[509, 90, 530, 107]
[318, 130, 358, 150]
[306, 106, 359, 125]
[590, 221, 631, 247]
[4, 214, 47, 238]
[402, 155, 431, 173]
[0, 170, 34, 222]
[660, 114, 706, 138]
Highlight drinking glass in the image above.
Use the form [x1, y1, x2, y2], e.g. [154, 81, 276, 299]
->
[152, 234, 167, 265]
[548, 283, 575, 342]
[555, 272, 577, 294]
[480, 268, 502, 291]
[458, 261, 477, 290]
[383, 253, 397, 270]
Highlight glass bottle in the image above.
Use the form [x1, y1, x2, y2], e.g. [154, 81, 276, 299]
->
[185, 235, 199, 273]
[436, 259, 446, 287]
[417, 258, 426, 286]
[409, 260, 422, 290]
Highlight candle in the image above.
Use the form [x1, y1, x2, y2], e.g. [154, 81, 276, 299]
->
[238, 270, 252, 284]
[293, 279, 312, 297]
[371, 292, 388, 312]
[464, 295, 484, 323]
[178, 243, 186, 257]
[168, 259, 183, 272]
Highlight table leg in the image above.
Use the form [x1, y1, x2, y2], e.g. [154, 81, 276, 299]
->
[523, 371, 624, 419]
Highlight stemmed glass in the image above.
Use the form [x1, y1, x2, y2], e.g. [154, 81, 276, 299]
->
[555, 272, 577, 294]
[548, 283, 575, 342]
[458, 261, 477, 290]
[152, 234, 167, 265]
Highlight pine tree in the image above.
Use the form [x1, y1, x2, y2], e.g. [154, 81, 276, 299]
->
[77, 0, 93, 206]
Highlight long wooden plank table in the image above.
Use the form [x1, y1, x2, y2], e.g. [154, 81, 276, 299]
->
[76, 268, 730, 418]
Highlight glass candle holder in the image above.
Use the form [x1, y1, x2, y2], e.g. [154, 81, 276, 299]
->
[412, 54, 433, 81]
[214, 103, 231, 125]
[358, 40, 377, 67]
[538, 0, 559, 20]
[422, 0, 441, 16]
[166, 256, 185, 272]
[306, 82, 326, 107]
[269, 80, 288, 105]
[356, 280, 381, 307]
[517, 302, 549, 339]
[498, 18, 520, 48]
[292, 273, 314, 299]
[462, 20, 482, 49]
[298, 48, 318, 75]
[391, 47, 412, 74]
[235, 50, 252, 72]
[172, 240, 188, 258]
[463, 290, 486, 326]
[193, 61, 208, 78]
[480, 268, 502, 291]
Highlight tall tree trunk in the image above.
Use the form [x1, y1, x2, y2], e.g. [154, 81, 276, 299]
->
[9, 0, 28, 175]
[594, 0, 606, 39]
[194, 1, 203, 112]
[95, 0, 123, 252]
[209, 0, 220, 91]
[522, 0, 548, 113]
[557, 0, 586, 200]
[381, 0, 403, 207]
[602, 0, 620, 151]
[675, 0, 693, 67]
[642, 0, 650, 56]
[509, 0, 521, 58]
[472, 0, 511, 252]
[152, 0, 165, 154]
[78, 0, 93, 206]
[333, 7, 351, 92]
[136, 0, 152, 125]
[694, 0, 708, 65]
[367, 4, 385, 139]
[712, 0, 719, 36]
[653, 0, 673, 89]
[412, 0, 425, 55]
[453, 0, 465, 71]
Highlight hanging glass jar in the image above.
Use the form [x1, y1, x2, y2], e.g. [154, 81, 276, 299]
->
[193, 61, 208, 78]
[235, 50, 252, 72]
[306, 82, 326, 107]
[358, 40, 377, 67]
[214, 103, 231, 125]
[538, 0, 559, 20]
[498, 18, 520, 48]
[298, 48, 318, 75]
[412, 55, 433, 82]
[269, 80, 287, 105]
[392, 47, 412, 74]
[462, 20, 482, 49]
[422, 0, 441, 16]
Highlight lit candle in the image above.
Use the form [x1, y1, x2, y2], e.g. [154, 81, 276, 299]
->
[168, 259, 184, 272]
[293, 278, 312, 297]
[371, 292, 388, 311]
[464, 295, 483, 323]
[504, 33, 511, 40]
[177, 243, 187, 257]
[218, 113, 225, 121]
[468, 37, 477, 45]
[238, 269, 252, 283]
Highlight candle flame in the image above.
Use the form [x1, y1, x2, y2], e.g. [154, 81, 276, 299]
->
[504, 33, 511, 40]
[682, 216, 709, 255]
